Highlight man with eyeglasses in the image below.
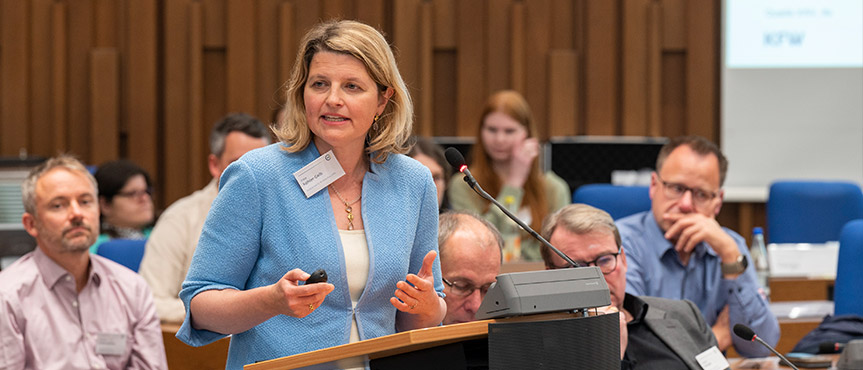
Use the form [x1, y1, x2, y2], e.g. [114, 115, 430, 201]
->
[541, 204, 718, 369]
[438, 211, 503, 325]
[616, 136, 779, 357]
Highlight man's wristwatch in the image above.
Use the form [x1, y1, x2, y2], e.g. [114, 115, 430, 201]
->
[721, 254, 748, 275]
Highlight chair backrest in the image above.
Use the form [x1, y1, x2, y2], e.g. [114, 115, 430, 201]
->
[96, 238, 146, 272]
[835, 219, 863, 316]
[572, 184, 651, 220]
[767, 181, 863, 244]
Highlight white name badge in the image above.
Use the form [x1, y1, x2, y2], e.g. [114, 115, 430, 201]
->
[293, 150, 345, 198]
[695, 345, 731, 370]
[95, 332, 127, 356]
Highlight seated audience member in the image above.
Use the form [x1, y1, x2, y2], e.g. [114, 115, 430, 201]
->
[0, 155, 167, 369]
[438, 211, 503, 324]
[139, 112, 270, 322]
[541, 204, 718, 369]
[448, 90, 570, 262]
[409, 136, 452, 211]
[90, 159, 155, 254]
[615, 136, 779, 357]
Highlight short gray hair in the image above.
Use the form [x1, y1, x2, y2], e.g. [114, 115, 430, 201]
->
[540, 204, 621, 268]
[21, 155, 97, 216]
[439, 211, 504, 262]
[209, 112, 271, 157]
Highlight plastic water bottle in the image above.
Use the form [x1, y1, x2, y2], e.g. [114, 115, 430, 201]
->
[750, 227, 770, 299]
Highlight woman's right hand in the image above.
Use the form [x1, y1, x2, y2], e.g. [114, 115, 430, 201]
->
[269, 268, 335, 318]
[504, 136, 539, 188]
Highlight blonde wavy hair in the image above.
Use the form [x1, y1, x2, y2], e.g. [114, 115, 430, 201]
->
[273, 19, 413, 163]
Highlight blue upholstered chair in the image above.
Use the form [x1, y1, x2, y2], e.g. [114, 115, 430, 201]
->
[572, 184, 651, 220]
[96, 238, 146, 272]
[834, 219, 863, 316]
[767, 181, 863, 244]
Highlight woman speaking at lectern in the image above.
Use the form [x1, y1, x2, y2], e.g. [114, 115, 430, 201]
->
[176, 20, 445, 369]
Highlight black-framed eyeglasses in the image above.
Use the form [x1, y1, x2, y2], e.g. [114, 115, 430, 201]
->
[655, 173, 718, 206]
[115, 188, 153, 199]
[442, 277, 492, 298]
[551, 245, 621, 275]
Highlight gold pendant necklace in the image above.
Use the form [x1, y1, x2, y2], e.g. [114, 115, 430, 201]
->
[331, 185, 362, 230]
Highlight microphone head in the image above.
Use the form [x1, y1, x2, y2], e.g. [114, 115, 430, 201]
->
[444, 147, 467, 170]
[733, 323, 756, 341]
[818, 341, 842, 354]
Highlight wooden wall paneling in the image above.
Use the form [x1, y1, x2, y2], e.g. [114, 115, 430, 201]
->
[685, 0, 717, 141]
[278, 2, 296, 89]
[202, 0, 225, 49]
[162, 0, 193, 205]
[523, 0, 552, 139]
[1, 0, 30, 156]
[354, 0, 385, 31]
[509, 2, 525, 95]
[583, 0, 620, 136]
[621, 0, 649, 136]
[392, 0, 421, 130]
[293, 0, 322, 40]
[51, 2, 68, 152]
[126, 0, 158, 181]
[661, 52, 686, 136]
[88, 48, 119, 165]
[66, 0, 94, 161]
[94, 0, 117, 48]
[226, 0, 256, 114]
[431, 0, 456, 49]
[322, 0, 352, 20]
[202, 51, 228, 166]
[486, 0, 512, 94]
[572, 0, 587, 134]
[189, 2, 205, 191]
[256, 0, 282, 121]
[661, 0, 686, 50]
[547, 50, 578, 137]
[455, 0, 485, 137]
[550, 0, 575, 49]
[432, 51, 457, 135]
[737, 202, 754, 242]
[647, 1, 663, 137]
[716, 202, 766, 240]
[418, 2, 434, 136]
[30, 0, 53, 156]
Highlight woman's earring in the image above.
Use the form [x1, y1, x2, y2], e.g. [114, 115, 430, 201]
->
[372, 114, 380, 131]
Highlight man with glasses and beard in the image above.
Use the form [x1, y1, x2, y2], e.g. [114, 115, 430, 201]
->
[615, 136, 778, 357]
[438, 211, 503, 325]
[542, 204, 718, 369]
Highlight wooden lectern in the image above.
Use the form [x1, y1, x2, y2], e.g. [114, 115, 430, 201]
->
[245, 312, 619, 370]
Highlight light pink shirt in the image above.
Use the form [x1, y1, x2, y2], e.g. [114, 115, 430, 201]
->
[0, 247, 167, 370]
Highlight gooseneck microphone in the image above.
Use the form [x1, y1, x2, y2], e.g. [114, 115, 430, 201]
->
[444, 148, 580, 268]
[733, 324, 799, 370]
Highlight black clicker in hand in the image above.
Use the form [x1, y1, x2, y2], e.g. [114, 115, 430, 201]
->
[305, 268, 328, 284]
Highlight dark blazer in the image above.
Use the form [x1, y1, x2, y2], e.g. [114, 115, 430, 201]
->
[640, 295, 720, 370]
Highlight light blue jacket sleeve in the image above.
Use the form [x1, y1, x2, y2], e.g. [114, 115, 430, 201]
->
[176, 160, 263, 346]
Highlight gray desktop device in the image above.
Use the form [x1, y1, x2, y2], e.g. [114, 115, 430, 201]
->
[476, 266, 611, 320]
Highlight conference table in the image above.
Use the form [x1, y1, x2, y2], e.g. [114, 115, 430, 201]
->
[728, 354, 839, 369]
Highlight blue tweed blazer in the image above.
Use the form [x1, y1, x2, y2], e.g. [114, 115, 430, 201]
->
[176, 142, 442, 369]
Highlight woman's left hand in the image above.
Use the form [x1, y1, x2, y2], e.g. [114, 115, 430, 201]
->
[390, 250, 444, 323]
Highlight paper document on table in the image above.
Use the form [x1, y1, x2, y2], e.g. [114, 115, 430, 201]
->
[767, 242, 839, 278]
